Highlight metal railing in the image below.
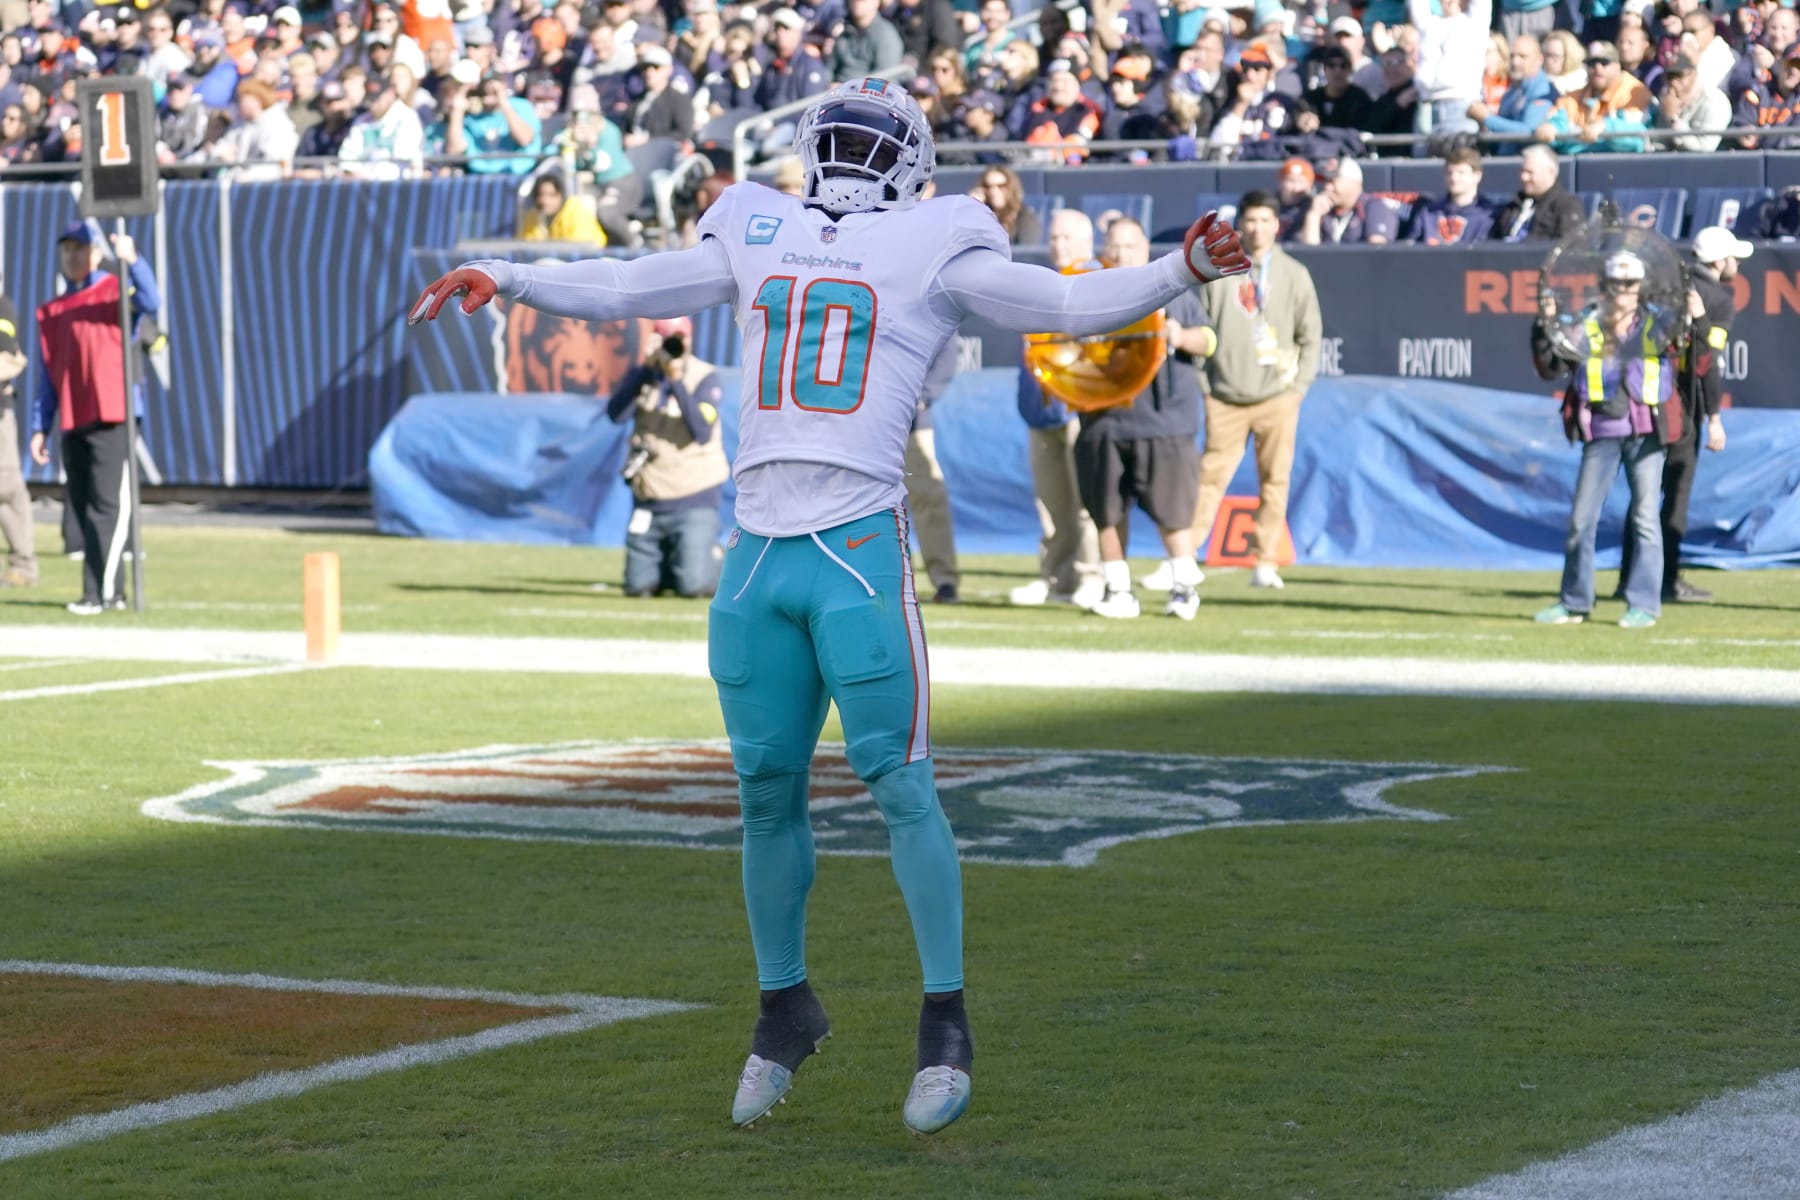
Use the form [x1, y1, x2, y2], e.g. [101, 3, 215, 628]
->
[729, 61, 917, 182]
[0, 150, 562, 182]
[4, 123, 1784, 192]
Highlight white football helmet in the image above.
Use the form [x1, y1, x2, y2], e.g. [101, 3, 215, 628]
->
[792, 77, 935, 214]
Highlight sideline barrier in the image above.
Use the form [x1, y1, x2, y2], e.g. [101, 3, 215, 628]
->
[4, 176, 1794, 489]
[374, 373, 1800, 570]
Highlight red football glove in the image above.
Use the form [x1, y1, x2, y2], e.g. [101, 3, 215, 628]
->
[1183, 211, 1252, 284]
[408, 266, 499, 325]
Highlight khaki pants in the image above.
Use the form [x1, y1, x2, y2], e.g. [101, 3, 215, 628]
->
[904, 428, 958, 592]
[0, 403, 36, 579]
[1029, 421, 1100, 594]
[1190, 391, 1300, 567]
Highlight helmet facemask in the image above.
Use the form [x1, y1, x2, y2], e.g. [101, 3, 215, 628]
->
[795, 90, 932, 214]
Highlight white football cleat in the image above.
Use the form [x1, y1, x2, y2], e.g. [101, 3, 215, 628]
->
[1140, 562, 1203, 592]
[1088, 588, 1141, 619]
[1069, 578, 1108, 610]
[903, 1065, 972, 1135]
[1008, 579, 1050, 606]
[1250, 565, 1285, 590]
[732, 1054, 796, 1127]
[1164, 585, 1199, 621]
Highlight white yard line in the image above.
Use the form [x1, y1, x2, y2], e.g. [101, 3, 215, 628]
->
[158, 601, 384, 613]
[496, 608, 1108, 635]
[1, 624, 1798, 706]
[0, 959, 698, 1164]
[1242, 629, 1520, 643]
[499, 606, 705, 622]
[0, 658, 82, 673]
[0, 663, 307, 704]
[1652, 636, 1800, 648]
[1444, 1069, 1800, 1200]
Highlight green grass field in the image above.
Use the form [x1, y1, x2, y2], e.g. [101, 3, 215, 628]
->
[2, 521, 1796, 1198]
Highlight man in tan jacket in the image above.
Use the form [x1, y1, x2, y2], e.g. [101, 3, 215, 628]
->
[1189, 189, 1321, 589]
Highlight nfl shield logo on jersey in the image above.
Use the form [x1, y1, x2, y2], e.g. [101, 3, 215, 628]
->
[820, 225, 838, 244]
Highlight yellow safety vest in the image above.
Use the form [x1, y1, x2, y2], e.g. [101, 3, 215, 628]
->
[1583, 316, 1660, 408]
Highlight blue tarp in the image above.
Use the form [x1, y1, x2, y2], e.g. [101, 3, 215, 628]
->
[372, 373, 1800, 570]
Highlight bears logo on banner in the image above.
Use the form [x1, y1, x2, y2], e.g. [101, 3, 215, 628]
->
[500, 300, 644, 396]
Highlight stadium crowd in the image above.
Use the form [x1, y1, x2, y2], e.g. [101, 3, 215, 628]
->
[1, 0, 1797, 215]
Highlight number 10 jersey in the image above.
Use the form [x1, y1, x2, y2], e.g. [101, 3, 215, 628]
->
[696, 183, 1010, 495]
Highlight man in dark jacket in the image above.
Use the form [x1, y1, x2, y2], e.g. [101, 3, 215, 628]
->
[1302, 46, 1372, 129]
[829, 0, 904, 81]
[1619, 226, 1740, 602]
[888, 0, 960, 65]
[753, 8, 829, 112]
[625, 46, 693, 143]
[1407, 146, 1498, 245]
[1529, 249, 1679, 628]
[1492, 144, 1586, 242]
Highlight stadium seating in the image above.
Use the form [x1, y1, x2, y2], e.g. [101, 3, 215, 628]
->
[1018, 193, 1064, 242]
[1191, 192, 1242, 224]
[1611, 188, 1687, 239]
[1691, 186, 1771, 234]
[1076, 192, 1154, 234]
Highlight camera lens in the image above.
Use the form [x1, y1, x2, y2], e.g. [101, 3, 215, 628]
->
[662, 335, 687, 358]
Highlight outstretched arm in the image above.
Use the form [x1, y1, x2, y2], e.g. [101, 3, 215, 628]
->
[937, 211, 1250, 335]
[937, 249, 1192, 334]
[409, 239, 736, 325]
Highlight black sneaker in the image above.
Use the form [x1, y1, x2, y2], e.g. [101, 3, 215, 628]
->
[933, 584, 959, 604]
[1666, 578, 1714, 603]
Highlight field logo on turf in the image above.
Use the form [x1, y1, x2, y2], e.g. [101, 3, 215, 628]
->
[143, 743, 1507, 867]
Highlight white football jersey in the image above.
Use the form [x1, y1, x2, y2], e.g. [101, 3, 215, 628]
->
[696, 183, 1009, 490]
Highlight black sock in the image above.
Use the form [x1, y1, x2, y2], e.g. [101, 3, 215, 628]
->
[751, 980, 831, 1071]
[917, 989, 973, 1074]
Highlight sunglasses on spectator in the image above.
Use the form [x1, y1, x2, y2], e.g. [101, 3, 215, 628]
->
[981, 176, 1008, 188]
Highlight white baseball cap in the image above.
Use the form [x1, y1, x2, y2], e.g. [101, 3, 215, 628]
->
[1604, 251, 1646, 282]
[1328, 15, 1362, 36]
[1692, 225, 1754, 264]
[272, 5, 302, 25]
[450, 58, 481, 85]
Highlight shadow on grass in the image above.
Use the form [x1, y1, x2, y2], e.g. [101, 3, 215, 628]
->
[4, 680, 1797, 1200]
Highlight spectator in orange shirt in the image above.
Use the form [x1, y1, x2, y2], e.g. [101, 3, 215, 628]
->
[403, 0, 456, 51]
[1022, 59, 1100, 163]
[1539, 40, 1650, 152]
[220, 3, 257, 74]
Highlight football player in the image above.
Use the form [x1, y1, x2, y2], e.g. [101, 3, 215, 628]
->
[412, 76, 1250, 1135]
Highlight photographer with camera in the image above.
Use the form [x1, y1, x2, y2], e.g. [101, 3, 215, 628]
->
[605, 317, 729, 598]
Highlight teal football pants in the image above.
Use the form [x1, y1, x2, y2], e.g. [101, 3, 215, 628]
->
[708, 506, 964, 993]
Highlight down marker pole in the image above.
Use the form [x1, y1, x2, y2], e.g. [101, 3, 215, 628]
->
[304, 552, 341, 665]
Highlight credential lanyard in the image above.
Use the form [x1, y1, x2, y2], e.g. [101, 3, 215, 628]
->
[1251, 254, 1271, 313]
